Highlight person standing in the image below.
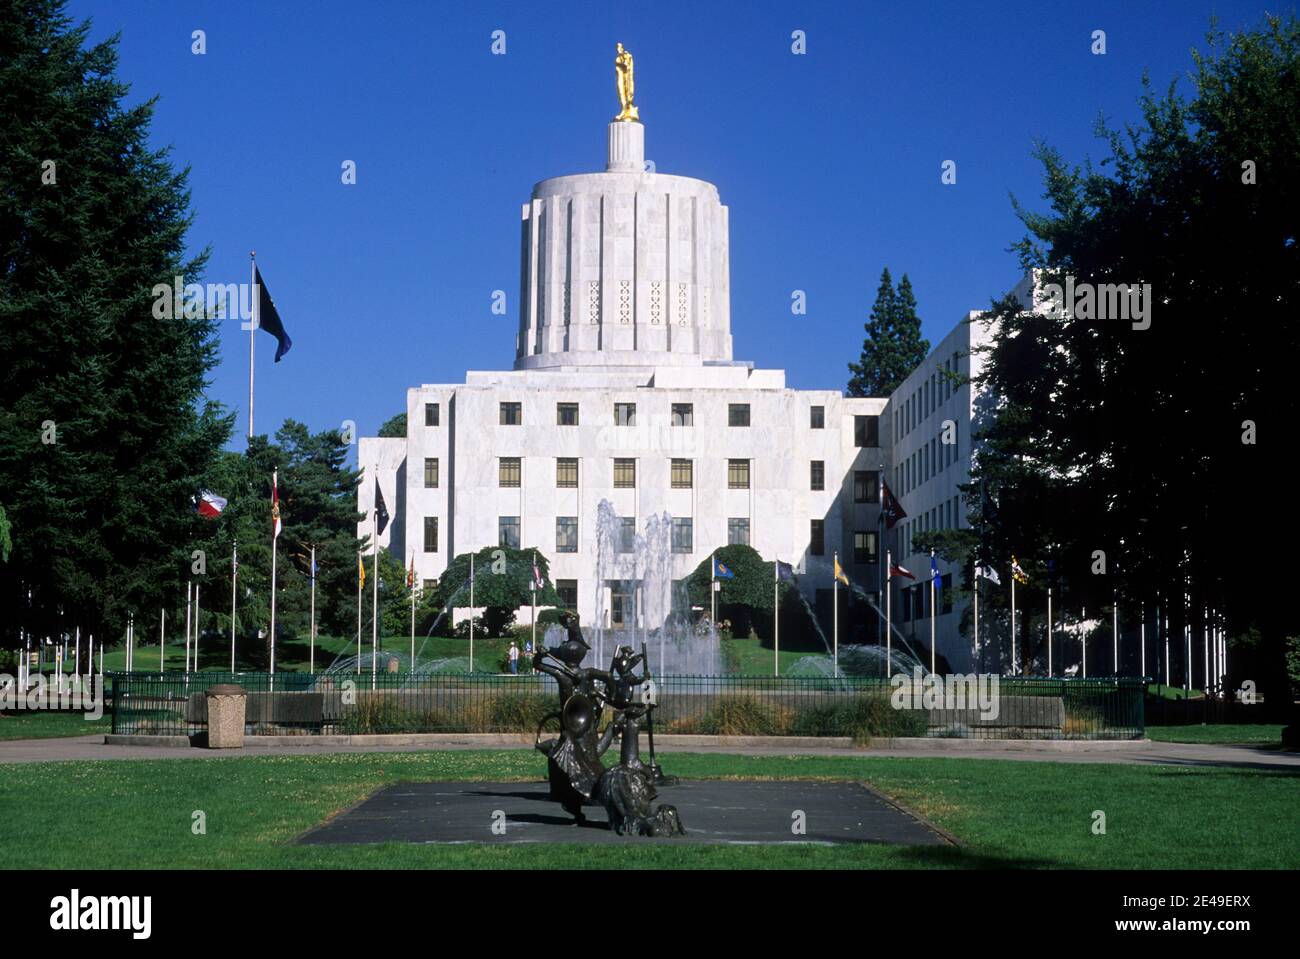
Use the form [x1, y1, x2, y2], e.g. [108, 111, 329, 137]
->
[508, 640, 520, 675]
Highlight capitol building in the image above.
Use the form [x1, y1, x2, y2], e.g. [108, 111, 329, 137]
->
[359, 73, 1022, 672]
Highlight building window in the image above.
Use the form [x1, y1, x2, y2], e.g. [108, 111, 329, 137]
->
[500, 402, 522, 425]
[618, 517, 636, 553]
[728, 459, 750, 490]
[557, 402, 579, 426]
[727, 518, 750, 546]
[424, 402, 440, 426]
[854, 470, 879, 503]
[499, 457, 521, 488]
[498, 516, 520, 549]
[854, 414, 880, 447]
[728, 403, 751, 427]
[853, 530, 878, 564]
[422, 578, 438, 593]
[671, 517, 693, 553]
[556, 458, 579, 488]
[613, 458, 636, 488]
[556, 579, 578, 611]
[810, 519, 825, 556]
[556, 517, 578, 553]
[810, 461, 825, 491]
[671, 403, 694, 426]
[810, 405, 825, 429]
[423, 517, 439, 553]
[609, 582, 634, 627]
[671, 459, 693, 489]
[614, 402, 636, 426]
[423, 457, 439, 489]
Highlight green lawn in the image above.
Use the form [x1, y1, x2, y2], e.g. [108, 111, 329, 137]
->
[0, 711, 111, 741]
[1146, 684, 1205, 701]
[2, 750, 1295, 869]
[721, 635, 831, 675]
[1145, 724, 1285, 745]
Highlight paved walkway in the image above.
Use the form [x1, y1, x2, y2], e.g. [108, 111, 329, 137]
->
[1, 734, 1296, 770]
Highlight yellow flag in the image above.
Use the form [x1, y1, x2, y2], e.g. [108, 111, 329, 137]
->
[358, 552, 366, 589]
[834, 555, 849, 586]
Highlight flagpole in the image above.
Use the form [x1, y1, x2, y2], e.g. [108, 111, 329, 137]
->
[973, 562, 979, 672]
[530, 550, 537, 665]
[1010, 567, 1016, 676]
[128, 614, 133, 672]
[832, 552, 839, 680]
[1140, 615, 1147, 679]
[411, 556, 417, 669]
[356, 550, 362, 674]
[74, 626, 80, 688]
[185, 580, 192, 675]
[270, 471, 278, 680]
[310, 544, 317, 675]
[371, 508, 379, 691]
[710, 550, 717, 630]
[929, 549, 936, 675]
[469, 553, 475, 673]
[248, 252, 256, 438]
[773, 555, 780, 678]
[193, 584, 200, 672]
[885, 551, 893, 679]
[230, 540, 238, 672]
[1047, 586, 1053, 677]
[160, 607, 166, 672]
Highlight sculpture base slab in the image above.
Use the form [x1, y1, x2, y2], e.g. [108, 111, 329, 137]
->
[295, 780, 951, 846]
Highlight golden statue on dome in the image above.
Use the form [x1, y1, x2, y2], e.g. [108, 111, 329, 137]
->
[614, 42, 639, 122]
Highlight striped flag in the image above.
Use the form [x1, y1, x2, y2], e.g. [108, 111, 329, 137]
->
[271, 470, 282, 539]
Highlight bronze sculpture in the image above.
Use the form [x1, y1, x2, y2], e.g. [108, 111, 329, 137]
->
[534, 613, 683, 835]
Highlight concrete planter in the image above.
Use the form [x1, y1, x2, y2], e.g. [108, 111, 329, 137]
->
[205, 684, 247, 748]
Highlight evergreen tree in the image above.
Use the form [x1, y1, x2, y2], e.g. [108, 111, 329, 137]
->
[0, 0, 232, 657]
[847, 268, 930, 397]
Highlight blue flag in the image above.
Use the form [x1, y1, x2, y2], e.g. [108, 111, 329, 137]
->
[776, 560, 795, 582]
[713, 557, 735, 579]
[930, 552, 941, 587]
[254, 264, 293, 362]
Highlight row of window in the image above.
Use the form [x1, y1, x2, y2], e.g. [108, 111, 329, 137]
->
[423, 456, 884, 495]
[420, 513, 881, 565]
[899, 495, 964, 557]
[898, 575, 955, 620]
[895, 352, 962, 440]
[421, 401, 880, 447]
[896, 429, 961, 497]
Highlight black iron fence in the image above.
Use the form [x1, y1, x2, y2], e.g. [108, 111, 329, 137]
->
[109, 671, 1146, 740]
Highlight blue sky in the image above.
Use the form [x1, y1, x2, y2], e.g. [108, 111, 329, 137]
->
[71, 0, 1285, 455]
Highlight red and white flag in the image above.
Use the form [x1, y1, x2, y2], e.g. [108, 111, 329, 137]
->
[890, 561, 915, 580]
[271, 470, 282, 540]
[532, 553, 543, 591]
[195, 490, 227, 519]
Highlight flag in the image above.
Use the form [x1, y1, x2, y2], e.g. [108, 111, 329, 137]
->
[194, 490, 227, 519]
[881, 481, 907, 530]
[310, 550, 317, 583]
[373, 477, 389, 536]
[713, 557, 735, 579]
[357, 552, 365, 589]
[253, 264, 292, 362]
[833, 556, 849, 586]
[975, 564, 1001, 585]
[930, 551, 941, 588]
[1011, 556, 1028, 584]
[271, 470, 282, 539]
[776, 560, 795, 583]
[891, 561, 915, 580]
[532, 553, 543, 591]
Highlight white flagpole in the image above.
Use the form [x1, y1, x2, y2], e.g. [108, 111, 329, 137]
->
[885, 550, 893, 678]
[832, 553, 839, 679]
[1162, 604, 1169, 687]
[1140, 617, 1146, 679]
[1010, 569, 1017, 676]
[530, 549, 536, 665]
[270, 471, 279, 679]
[412, 576, 418, 670]
[1202, 607, 1209, 696]
[128, 614, 134, 672]
[929, 550, 936, 675]
[193, 584, 200, 671]
[469, 553, 475, 673]
[230, 541, 238, 672]
[185, 581, 192, 674]
[248, 252, 256, 438]
[74, 626, 81, 687]
[710, 551, 717, 629]
[160, 607, 166, 671]
[1113, 591, 1119, 676]
[972, 562, 979, 671]
[774, 555, 780, 678]
[1047, 586, 1053, 677]
[371, 508, 379, 690]
[310, 544, 317, 675]
[355, 550, 362, 674]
